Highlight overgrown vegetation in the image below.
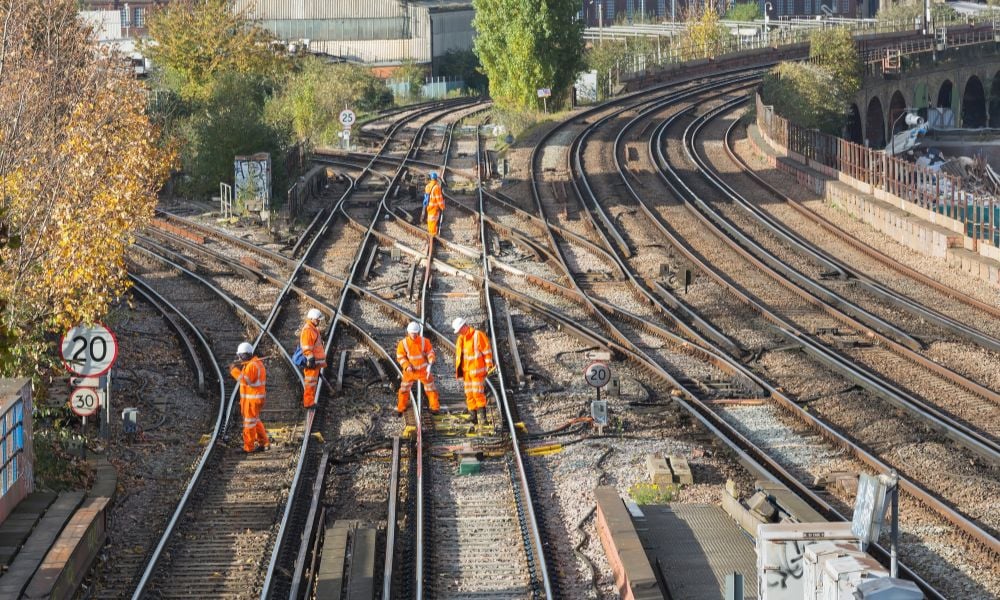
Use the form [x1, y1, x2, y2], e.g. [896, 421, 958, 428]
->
[33, 405, 93, 491]
[265, 58, 393, 148]
[0, 0, 174, 376]
[473, 0, 584, 111]
[876, 0, 957, 25]
[586, 37, 657, 100]
[146, 0, 397, 198]
[724, 2, 761, 21]
[760, 28, 861, 135]
[677, 5, 728, 61]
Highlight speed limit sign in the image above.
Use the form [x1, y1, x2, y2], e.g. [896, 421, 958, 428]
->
[69, 387, 102, 417]
[585, 362, 612, 388]
[60, 323, 118, 376]
[339, 109, 356, 128]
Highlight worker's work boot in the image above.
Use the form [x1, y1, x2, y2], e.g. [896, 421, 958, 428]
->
[477, 408, 487, 427]
[468, 409, 478, 425]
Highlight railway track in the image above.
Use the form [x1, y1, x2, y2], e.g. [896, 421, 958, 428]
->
[118, 98, 479, 599]
[90, 66, 1000, 600]
[518, 70, 998, 597]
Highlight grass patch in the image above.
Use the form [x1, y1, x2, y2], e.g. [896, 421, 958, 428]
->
[629, 482, 677, 505]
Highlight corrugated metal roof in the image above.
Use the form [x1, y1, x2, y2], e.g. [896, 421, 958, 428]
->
[236, 0, 414, 20]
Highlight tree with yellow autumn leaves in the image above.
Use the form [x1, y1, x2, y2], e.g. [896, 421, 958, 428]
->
[0, 0, 175, 375]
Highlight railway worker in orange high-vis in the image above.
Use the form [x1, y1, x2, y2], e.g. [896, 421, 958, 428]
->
[396, 321, 440, 415]
[424, 171, 445, 236]
[452, 317, 494, 426]
[300, 308, 327, 409]
[230, 342, 269, 453]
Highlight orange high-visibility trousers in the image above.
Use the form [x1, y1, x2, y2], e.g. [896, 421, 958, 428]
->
[462, 376, 487, 412]
[241, 397, 268, 453]
[303, 366, 320, 408]
[397, 368, 440, 412]
[427, 207, 442, 236]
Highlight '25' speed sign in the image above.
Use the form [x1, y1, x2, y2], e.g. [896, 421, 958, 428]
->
[61, 323, 118, 377]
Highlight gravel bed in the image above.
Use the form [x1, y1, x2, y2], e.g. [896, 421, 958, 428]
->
[83, 300, 212, 598]
[717, 401, 1000, 599]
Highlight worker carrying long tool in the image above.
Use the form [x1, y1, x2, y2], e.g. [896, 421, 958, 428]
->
[230, 342, 269, 453]
[423, 171, 445, 237]
[299, 308, 327, 409]
[452, 317, 494, 426]
[396, 321, 440, 415]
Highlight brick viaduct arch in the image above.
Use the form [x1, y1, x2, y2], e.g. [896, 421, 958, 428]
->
[851, 57, 1000, 148]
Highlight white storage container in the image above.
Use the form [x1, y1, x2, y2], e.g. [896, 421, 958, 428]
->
[803, 542, 863, 599]
[821, 554, 889, 600]
[757, 522, 858, 600]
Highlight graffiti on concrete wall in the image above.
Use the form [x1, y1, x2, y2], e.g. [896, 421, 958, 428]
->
[234, 153, 271, 213]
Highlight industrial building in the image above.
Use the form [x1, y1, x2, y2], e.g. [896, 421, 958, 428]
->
[233, 0, 476, 66]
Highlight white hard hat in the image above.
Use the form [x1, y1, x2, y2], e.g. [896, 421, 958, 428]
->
[451, 317, 466, 333]
[307, 308, 323, 321]
[237, 342, 254, 355]
[407, 321, 421, 334]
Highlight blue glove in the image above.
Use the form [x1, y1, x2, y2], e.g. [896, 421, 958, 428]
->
[422, 193, 429, 207]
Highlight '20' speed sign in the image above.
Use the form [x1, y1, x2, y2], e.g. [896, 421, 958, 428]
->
[69, 387, 102, 417]
[61, 323, 118, 377]
[584, 362, 612, 388]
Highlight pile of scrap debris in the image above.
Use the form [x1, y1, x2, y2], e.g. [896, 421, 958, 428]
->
[914, 148, 1000, 195]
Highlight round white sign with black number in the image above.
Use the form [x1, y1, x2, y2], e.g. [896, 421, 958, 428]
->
[69, 386, 102, 417]
[339, 109, 356, 128]
[584, 362, 611, 388]
[60, 323, 118, 376]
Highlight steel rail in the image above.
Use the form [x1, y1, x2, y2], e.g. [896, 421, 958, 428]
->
[128, 242, 304, 598]
[316, 101, 479, 600]
[605, 84, 1000, 558]
[559, 74, 956, 597]
[476, 120, 554, 599]
[275, 98, 482, 600]
[129, 276, 208, 394]
[672, 96, 1000, 461]
[312, 151, 630, 273]
[720, 109, 1000, 352]
[413, 103, 490, 600]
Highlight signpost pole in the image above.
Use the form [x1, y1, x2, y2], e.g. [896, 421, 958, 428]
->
[890, 470, 899, 577]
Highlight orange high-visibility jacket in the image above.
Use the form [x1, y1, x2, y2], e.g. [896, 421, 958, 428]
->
[300, 321, 327, 367]
[454, 328, 493, 379]
[231, 356, 266, 402]
[397, 335, 436, 371]
[427, 180, 444, 212]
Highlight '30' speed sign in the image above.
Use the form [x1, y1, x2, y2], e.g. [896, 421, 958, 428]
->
[60, 323, 118, 377]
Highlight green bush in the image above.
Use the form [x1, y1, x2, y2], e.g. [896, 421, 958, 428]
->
[265, 58, 393, 146]
[761, 62, 851, 134]
[724, 2, 761, 21]
[179, 72, 290, 198]
[877, 0, 958, 25]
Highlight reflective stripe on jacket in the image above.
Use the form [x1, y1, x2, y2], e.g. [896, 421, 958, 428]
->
[427, 181, 444, 211]
[454, 328, 493, 379]
[397, 335, 435, 371]
[231, 356, 266, 402]
[300, 321, 327, 367]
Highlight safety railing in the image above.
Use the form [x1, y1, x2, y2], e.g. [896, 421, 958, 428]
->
[756, 93, 999, 246]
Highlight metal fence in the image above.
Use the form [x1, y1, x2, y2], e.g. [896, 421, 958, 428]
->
[387, 76, 465, 99]
[602, 14, 1000, 83]
[755, 94, 999, 246]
